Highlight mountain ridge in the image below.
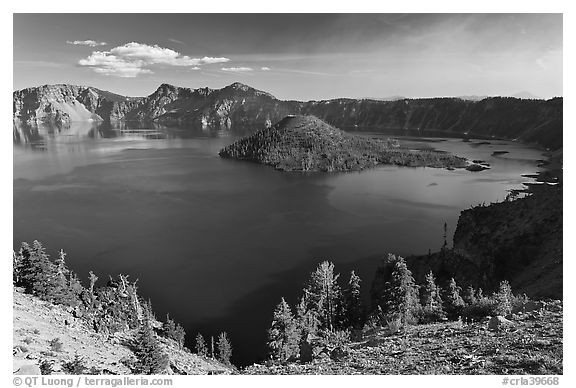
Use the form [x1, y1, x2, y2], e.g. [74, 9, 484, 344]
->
[13, 82, 563, 150]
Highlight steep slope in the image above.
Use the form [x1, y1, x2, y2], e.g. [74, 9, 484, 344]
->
[13, 83, 563, 150]
[401, 184, 562, 299]
[13, 84, 141, 125]
[219, 115, 467, 172]
[13, 289, 233, 375]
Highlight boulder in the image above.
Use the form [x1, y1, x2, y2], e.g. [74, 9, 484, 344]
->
[488, 315, 514, 331]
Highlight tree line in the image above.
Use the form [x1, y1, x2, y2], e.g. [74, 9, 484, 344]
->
[12, 240, 234, 372]
[266, 254, 523, 363]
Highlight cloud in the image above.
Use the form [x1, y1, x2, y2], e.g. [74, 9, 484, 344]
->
[78, 42, 230, 77]
[261, 67, 271, 71]
[168, 38, 186, 45]
[67, 40, 107, 47]
[221, 67, 254, 72]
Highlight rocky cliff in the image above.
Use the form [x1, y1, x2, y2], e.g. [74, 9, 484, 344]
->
[404, 184, 562, 299]
[13, 83, 563, 150]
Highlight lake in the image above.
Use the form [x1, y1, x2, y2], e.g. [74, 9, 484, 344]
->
[13, 121, 545, 365]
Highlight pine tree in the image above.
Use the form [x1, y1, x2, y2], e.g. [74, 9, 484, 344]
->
[267, 297, 300, 362]
[343, 271, 365, 329]
[494, 280, 513, 316]
[216, 332, 232, 365]
[383, 255, 421, 325]
[296, 292, 319, 338]
[195, 333, 207, 357]
[444, 278, 466, 320]
[463, 285, 477, 305]
[88, 271, 98, 294]
[133, 319, 169, 374]
[421, 270, 445, 322]
[210, 336, 215, 359]
[18, 241, 66, 303]
[303, 261, 342, 330]
[164, 314, 186, 348]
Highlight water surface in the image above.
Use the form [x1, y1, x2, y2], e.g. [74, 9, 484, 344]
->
[13, 122, 545, 365]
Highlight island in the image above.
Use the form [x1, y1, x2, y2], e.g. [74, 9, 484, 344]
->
[219, 115, 467, 172]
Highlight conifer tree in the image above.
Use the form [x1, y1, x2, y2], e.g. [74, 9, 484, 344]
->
[383, 255, 421, 325]
[343, 271, 365, 329]
[494, 280, 513, 316]
[164, 314, 186, 348]
[303, 261, 342, 330]
[195, 333, 207, 357]
[268, 297, 300, 362]
[421, 270, 445, 321]
[88, 271, 98, 294]
[18, 241, 66, 303]
[216, 332, 232, 365]
[296, 292, 319, 336]
[55, 249, 69, 278]
[444, 278, 466, 320]
[133, 319, 169, 374]
[210, 336, 215, 359]
[463, 285, 477, 305]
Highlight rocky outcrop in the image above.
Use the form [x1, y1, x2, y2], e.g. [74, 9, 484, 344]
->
[404, 184, 562, 299]
[12, 84, 137, 126]
[219, 115, 467, 172]
[14, 83, 563, 150]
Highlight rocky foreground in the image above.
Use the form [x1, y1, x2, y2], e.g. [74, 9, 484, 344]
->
[13, 289, 233, 375]
[246, 300, 562, 375]
[219, 115, 467, 172]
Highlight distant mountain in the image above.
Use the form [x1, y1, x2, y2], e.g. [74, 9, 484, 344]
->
[218, 115, 467, 172]
[457, 95, 490, 101]
[13, 82, 563, 150]
[512, 91, 542, 100]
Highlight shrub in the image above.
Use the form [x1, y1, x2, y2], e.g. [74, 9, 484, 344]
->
[62, 354, 88, 375]
[386, 315, 402, 334]
[319, 329, 350, 350]
[39, 359, 54, 375]
[49, 338, 63, 352]
[461, 297, 499, 320]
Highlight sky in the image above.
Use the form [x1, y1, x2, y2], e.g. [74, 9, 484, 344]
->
[13, 13, 563, 100]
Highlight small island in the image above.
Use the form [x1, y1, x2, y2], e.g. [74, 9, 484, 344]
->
[219, 115, 467, 172]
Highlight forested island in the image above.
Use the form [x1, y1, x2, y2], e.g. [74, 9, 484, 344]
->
[219, 115, 467, 172]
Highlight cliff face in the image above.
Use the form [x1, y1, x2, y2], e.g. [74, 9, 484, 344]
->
[13, 84, 140, 126]
[452, 185, 562, 298]
[405, 185, 562, 299]
[13, 83, 563, 150]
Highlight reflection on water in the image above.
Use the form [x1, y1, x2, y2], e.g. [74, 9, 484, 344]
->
[13, 120, 546, 366]
[13, 120, 245, 149]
